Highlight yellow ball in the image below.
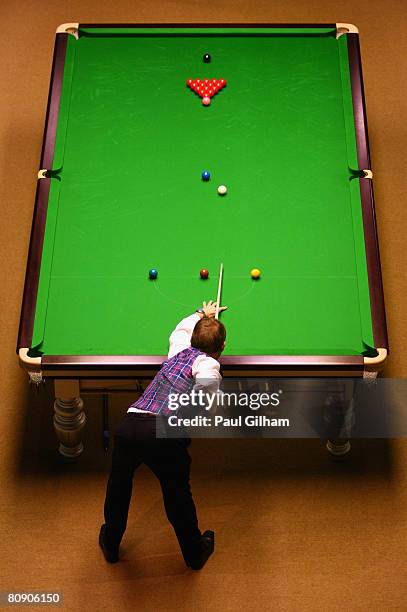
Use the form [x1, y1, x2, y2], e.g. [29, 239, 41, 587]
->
[251, 268, 261, 279]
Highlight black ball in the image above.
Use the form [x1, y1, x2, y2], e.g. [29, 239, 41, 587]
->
[203, 53, 211, 63]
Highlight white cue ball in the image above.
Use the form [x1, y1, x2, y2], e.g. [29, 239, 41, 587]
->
[217, 185, 227, 196]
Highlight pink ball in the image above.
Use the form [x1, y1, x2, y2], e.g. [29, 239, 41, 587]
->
[202, 96, 211, 106]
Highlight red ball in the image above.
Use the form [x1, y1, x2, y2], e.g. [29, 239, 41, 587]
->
[200, 269, 209, 279]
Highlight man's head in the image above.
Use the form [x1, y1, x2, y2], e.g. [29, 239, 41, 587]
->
[191, 317, 226, 359]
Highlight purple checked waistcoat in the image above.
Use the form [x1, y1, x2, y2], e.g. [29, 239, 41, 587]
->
[129, 346, 205, 416]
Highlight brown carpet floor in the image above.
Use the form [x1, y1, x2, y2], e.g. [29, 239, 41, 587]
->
[1, 1, 406, 610]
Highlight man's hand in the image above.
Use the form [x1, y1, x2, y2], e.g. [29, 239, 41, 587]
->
[201, 300, 227, 318]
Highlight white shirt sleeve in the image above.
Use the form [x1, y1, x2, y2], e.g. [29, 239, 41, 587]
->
[192, 354, 222, 394]
[168, 313, 201, 358]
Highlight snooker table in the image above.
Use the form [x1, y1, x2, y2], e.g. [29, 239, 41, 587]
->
[17, 23, 388, 457]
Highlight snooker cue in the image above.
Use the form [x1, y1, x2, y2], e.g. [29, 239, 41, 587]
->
[215, 263, 224, 319]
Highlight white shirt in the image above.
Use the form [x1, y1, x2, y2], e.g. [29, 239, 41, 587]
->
[128, 313, 222, 413]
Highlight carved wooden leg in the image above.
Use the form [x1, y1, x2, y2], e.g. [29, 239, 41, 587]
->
[326, 379, 355, 456]
[53, 380, 86, 458]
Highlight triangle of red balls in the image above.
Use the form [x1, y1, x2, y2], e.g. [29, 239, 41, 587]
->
[186, 78, 227, 99]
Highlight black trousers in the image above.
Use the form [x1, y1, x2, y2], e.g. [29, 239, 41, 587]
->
[103, 412, 202, 563]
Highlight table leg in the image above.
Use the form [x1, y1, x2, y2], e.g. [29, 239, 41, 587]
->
[53, 380, 86, 458]
[326, 379, 355, 456]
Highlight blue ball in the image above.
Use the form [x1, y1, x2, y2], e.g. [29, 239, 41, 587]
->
[149, 268, 158, 280]
[202, 170, 211, 181]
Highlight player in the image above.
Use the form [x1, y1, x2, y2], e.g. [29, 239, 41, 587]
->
[99, 300, 227, 569]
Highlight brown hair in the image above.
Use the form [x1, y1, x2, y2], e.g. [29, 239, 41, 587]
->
[191, 318, 226, 356]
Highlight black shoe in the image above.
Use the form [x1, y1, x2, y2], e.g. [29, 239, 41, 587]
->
[99, 524, 119, 563]
[187, 530, 215, 570]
